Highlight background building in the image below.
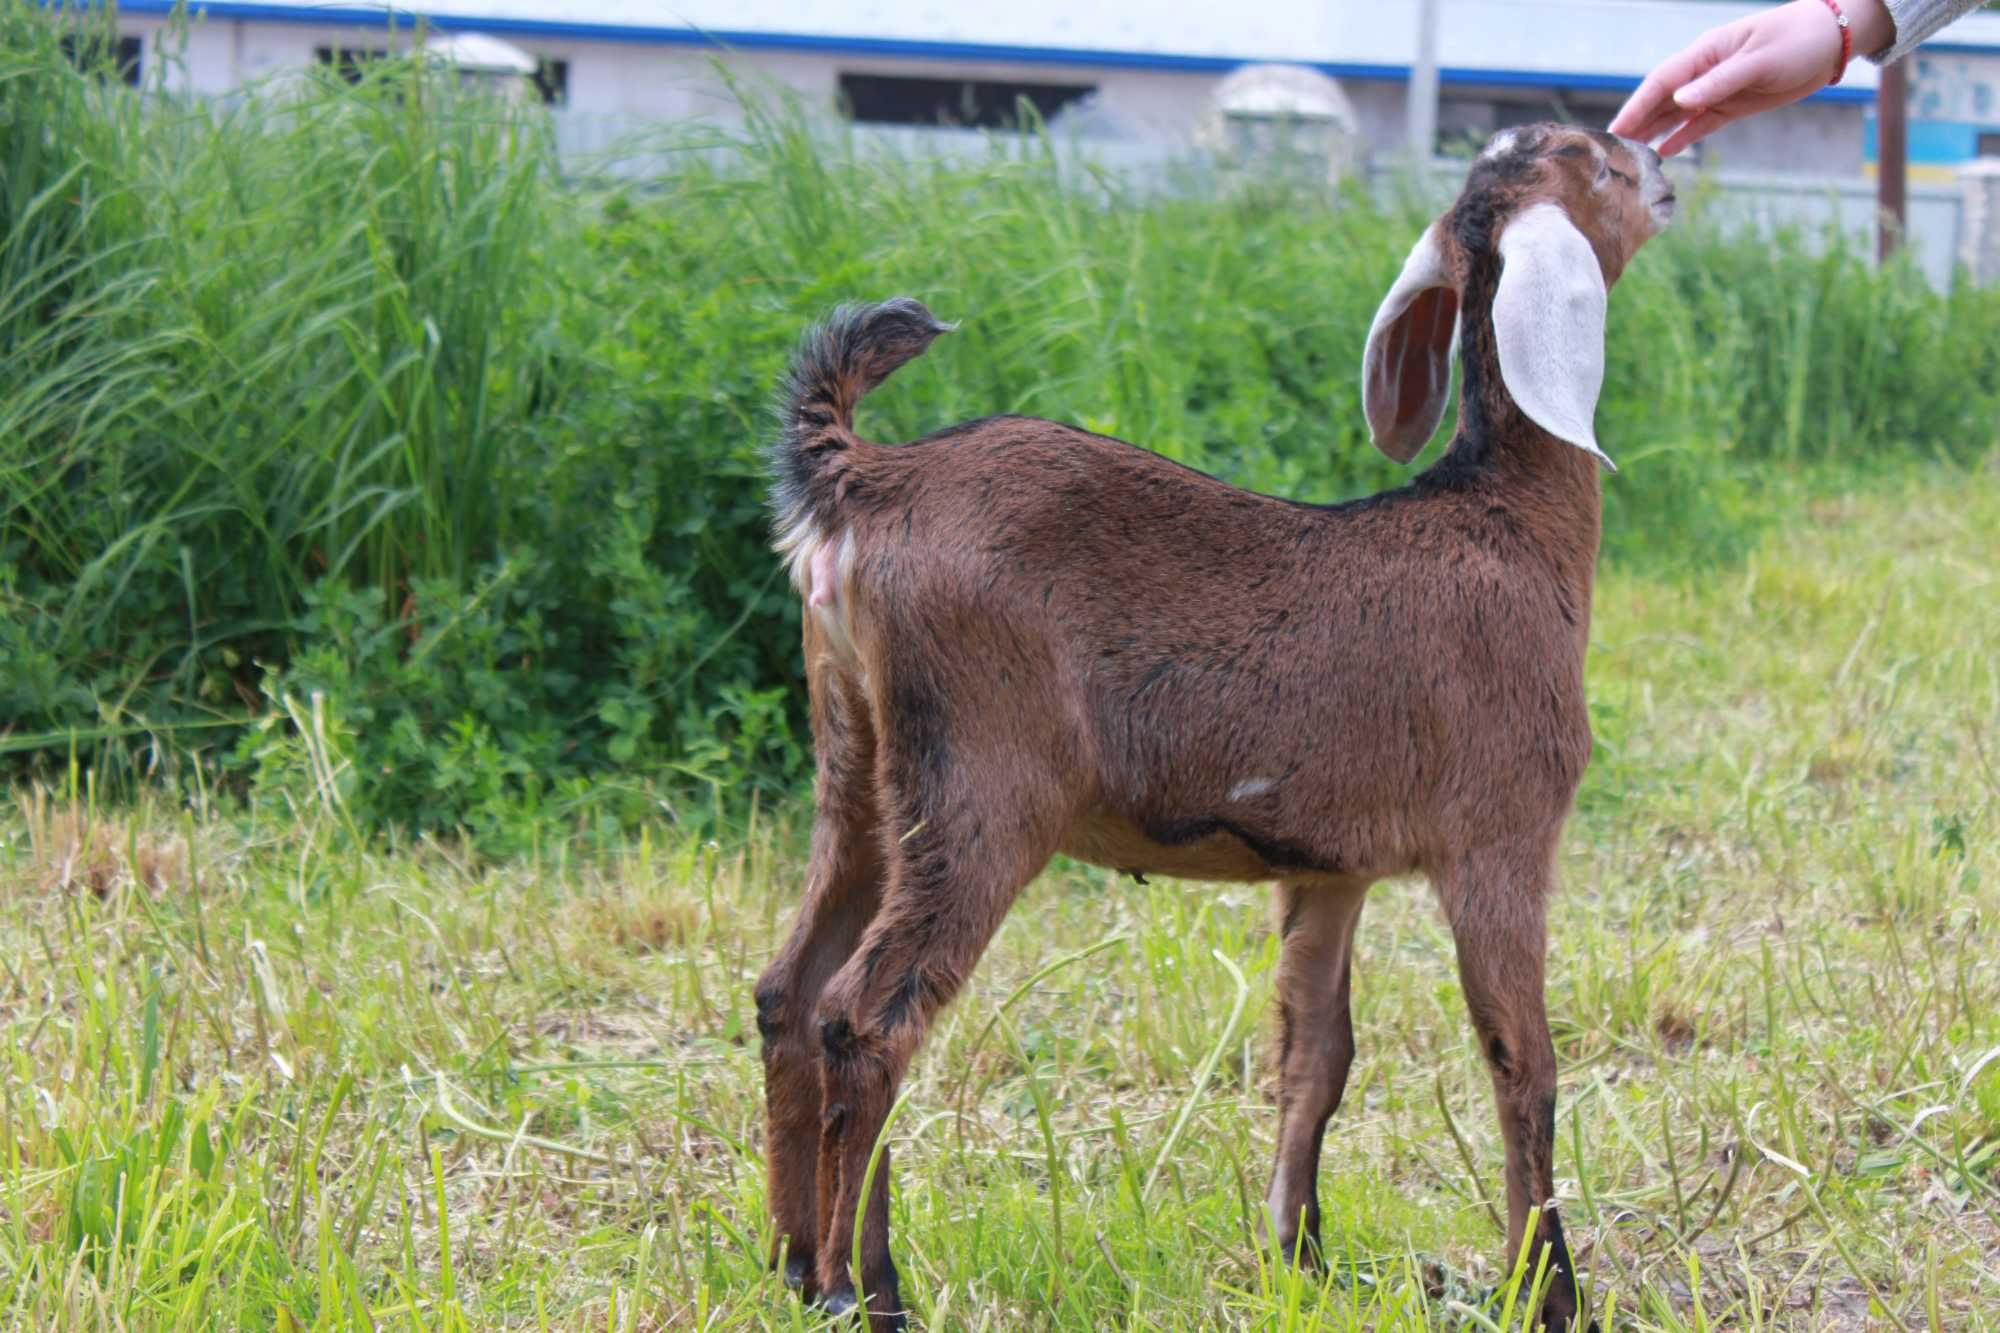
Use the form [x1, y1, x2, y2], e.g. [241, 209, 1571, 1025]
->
[93, 0, 2000, 176]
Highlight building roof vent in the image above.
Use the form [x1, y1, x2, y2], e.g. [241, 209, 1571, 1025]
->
[1198, 63, 1362, 183]
[423, 31, 537, 76]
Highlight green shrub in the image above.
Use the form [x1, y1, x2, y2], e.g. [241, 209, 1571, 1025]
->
[5, 1, 1998, 841]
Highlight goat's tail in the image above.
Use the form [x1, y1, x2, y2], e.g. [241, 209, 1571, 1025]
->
[768, 297, 953, 542]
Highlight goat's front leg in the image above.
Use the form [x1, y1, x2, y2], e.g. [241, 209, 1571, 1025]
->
[811, 785, 1063, 1329]
[1441, 848, 1590, 1333]
[1264, 879, 1369, 1265]
[755, 665, 882, 1298]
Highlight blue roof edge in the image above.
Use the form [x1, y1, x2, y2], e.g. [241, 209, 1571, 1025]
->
[94, 0, 1876, 103]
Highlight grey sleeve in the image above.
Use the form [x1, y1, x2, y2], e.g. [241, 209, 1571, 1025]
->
[1873, 0, 1986, 64]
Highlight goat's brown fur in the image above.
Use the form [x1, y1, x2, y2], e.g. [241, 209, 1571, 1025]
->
[754, 125, 1671, 1331]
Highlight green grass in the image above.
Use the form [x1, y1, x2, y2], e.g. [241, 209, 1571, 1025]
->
[3, 457, 1996, 1329]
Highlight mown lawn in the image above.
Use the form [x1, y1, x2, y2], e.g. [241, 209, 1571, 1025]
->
[2, 459, 1996, 1330]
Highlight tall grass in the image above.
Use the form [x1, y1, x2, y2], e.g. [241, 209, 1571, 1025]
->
[4, 0, 1997, 839]
[3, 7, 560, 737]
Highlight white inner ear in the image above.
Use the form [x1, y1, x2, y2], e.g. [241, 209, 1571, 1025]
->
[1492, 202, 1613, 468]
[1361, 224, 1458, 460]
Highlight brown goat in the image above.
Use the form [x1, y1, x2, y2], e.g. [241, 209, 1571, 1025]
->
[753, 124, 1676, 1332]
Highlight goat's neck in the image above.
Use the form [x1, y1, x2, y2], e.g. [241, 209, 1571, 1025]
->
[1480, 429, 1602, 603]
[1444, 264, 1604, 597]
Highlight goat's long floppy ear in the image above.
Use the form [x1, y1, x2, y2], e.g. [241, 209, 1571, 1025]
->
[1492, 202, 1614, 469]
[1362, 224, 1458, 463]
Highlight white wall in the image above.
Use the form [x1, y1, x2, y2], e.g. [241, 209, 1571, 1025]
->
[1704, 101, 1868, 177]
[526, 41, 1227, 138]
[121, 15, 417, 93]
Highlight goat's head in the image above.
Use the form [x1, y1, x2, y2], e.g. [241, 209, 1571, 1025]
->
[1362, 123, 1675, 468]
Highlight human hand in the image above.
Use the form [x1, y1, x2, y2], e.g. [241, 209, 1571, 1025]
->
[1608, 0, 1895, 156]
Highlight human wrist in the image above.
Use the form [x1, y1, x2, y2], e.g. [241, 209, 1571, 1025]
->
[1812, 0, 1856, 84]
[1844, 0, 1897, 59]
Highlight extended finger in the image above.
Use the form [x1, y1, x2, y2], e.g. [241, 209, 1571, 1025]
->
[1608, 34, 1730, 136]
[1657, 106, 1733, 157]
[1618, 97, 1703, 147]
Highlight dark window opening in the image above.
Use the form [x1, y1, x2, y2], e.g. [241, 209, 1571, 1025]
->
[1491, 97, 1574, 131]
[837, 73, 1095, 130]
[315, 46, 391, 84]
[532, 58, 568, 106]
[1979, 131, 2000, 157]
[62, 33, 142, 86]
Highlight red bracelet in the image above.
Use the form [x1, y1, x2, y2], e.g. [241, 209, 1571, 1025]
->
[1818, 0, 1854, 87]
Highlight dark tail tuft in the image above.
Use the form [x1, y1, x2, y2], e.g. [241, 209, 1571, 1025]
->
[768, 297, 953, 541]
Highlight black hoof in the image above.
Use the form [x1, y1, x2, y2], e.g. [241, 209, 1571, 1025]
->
[782, 1253, 813, 1291]
[1550, 1286, 1595, 1332]
[814, 1285, 907, 1329]
[1275, 1235, 1325, 1271]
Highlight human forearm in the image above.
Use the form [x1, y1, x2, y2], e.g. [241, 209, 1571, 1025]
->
[1871, 0, 1987, 63]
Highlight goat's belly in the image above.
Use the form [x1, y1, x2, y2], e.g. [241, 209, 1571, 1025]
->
[1060, 810, 1321, 884]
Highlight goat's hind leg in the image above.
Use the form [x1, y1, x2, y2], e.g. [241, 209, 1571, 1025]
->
[1265, 878, 1368, 1266]
[811, 763, 1072, 1328]
[754, 662, 883, 1298]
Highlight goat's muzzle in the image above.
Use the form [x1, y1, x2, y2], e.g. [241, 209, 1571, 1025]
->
[1617, 135, 1677, 232]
